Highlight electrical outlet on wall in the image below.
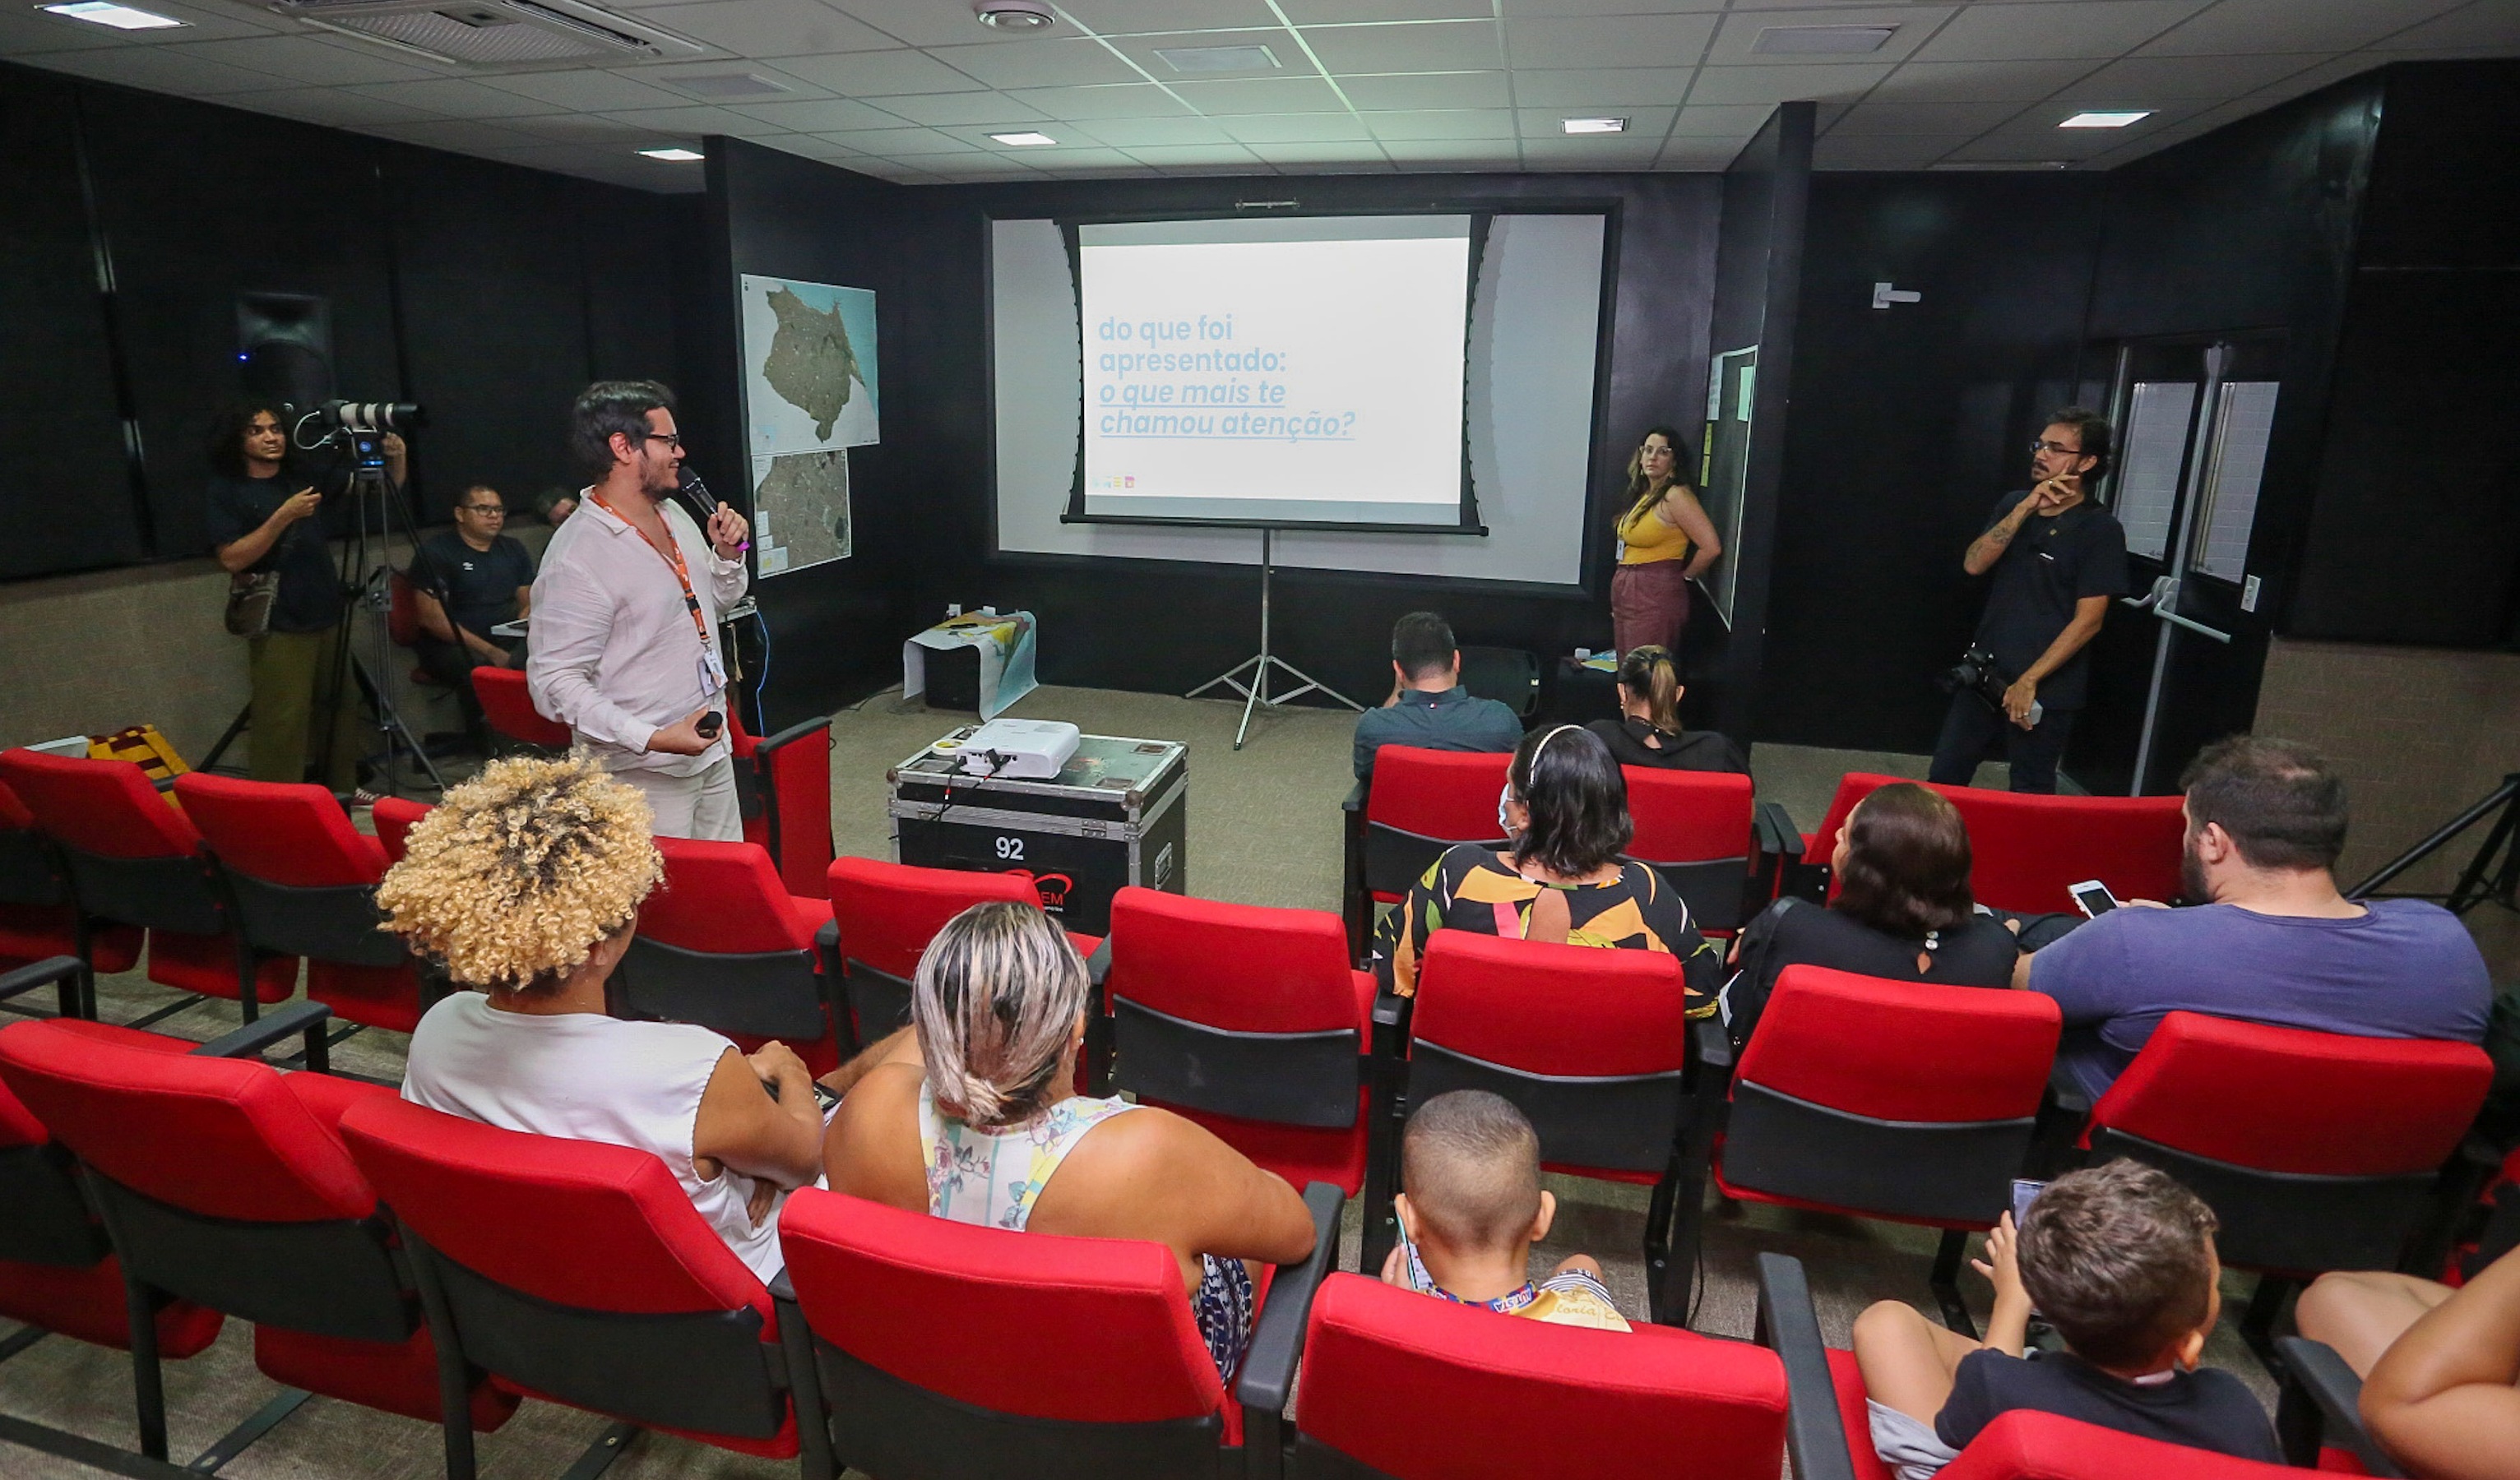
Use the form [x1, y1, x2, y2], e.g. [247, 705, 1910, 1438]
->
[2241, 575, 2262, 612]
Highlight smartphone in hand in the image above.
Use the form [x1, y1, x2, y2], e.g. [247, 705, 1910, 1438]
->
[2068, 880, 2118, 918]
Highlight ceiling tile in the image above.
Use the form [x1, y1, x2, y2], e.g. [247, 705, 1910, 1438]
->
[1684, 62, 1891, 104]
[1279, 0, 1493, 22]
[369, 118, 547, 154]
[154, 35, 443, 86]
[1336, 71, 1512, 109]
[1003, 83, 1197, 118]
[1505, 14, 1721, 69]
[810, 125, 985, 154]
[826, 0, 1029, 49]
[943, 143, 1139, 166]
[1705, 6, 1956, 67]
[1105, 27, 1299, 77]
[28, 45, 285, 95]
[600, 104, 794, 136]
[348, 76, 568, 118]
[1054, 0, 1285, 37]
[1656, 136, 1744, 169]
[1363, 109, 1518, 140]
[484, 70, 696, 111]
[2383, 2, 2520, 50]
[1828, 99, 2022, 135]
[1065, 113, 1233, 145]
[928, 38, 1146, 88]
[1667, 101, 1779, 135]
[869, 90, 1049, 124]
[1813, 132, 1973, 169]
[503, 114, 648, 143]
[1299, 20, 1503, 74]
[1911, 2, 2211, 64]
[1869, 58, 2106, 103]
[727, 96, 906, 130]
[1509, 67, 1695, 105]
[1515, 104, 1676, 139]
[1216, 111, 1377, 141]
[2228, 53, 2383, 107]
[1517, 135, 1662, 166]
[2060, 51, 2332, 102]
[772, 133, 877, 160]
[1116, 141, 1266, 164]
[1247, 140, 1394, 163]
[1165, 75, 1349, 113]
[2137, 0, 2468, 58]
[636, 0, 896, 56]
[235, 86, 449, 123]
[776, 49, 991, 95]
[1499, 0, 1723, 18]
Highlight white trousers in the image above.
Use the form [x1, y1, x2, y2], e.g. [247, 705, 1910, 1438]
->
[615, 755, 742, 841]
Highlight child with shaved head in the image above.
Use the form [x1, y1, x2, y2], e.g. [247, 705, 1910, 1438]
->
[1378, 1089, 1630, 1330]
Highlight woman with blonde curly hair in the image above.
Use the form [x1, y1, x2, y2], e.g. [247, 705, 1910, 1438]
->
[823, 900, 1317, 1380]
[380, 754, 827, 1279]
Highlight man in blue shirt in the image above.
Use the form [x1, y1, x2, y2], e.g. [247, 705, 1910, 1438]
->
[1352, 612, 1524, 785]
[2020, 735, 2490, 1100]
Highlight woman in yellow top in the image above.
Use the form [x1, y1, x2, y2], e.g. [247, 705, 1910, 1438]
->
[1611, 425, 1721, 658]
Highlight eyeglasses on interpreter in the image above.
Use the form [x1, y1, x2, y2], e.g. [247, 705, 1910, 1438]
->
[2030, 440, 2086, 457]
[644, 432, 686, 451]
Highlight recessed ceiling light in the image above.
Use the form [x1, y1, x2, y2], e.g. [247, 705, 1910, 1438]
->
[1561, 117, 1628, 135]
[638, 146, 706, 161]
[1753, 25, 1893, 55]
[1156, 44, 1280, 73]
[39, 2, 186, 29]
[2059, 110, 2152, 129]
[989, 132, 1058, 146]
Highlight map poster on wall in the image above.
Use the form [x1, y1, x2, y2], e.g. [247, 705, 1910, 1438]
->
[739, 273, 878, 576]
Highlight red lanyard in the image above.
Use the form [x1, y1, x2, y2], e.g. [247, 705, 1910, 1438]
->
[590, 492, 711, 649]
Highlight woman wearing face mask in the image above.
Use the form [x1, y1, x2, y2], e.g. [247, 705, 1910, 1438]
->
[1373, 724, 1717, 1004]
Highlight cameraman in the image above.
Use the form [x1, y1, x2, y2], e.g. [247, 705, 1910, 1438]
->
[1927, 409, 2127, 794]
[205, 400, 405, 794]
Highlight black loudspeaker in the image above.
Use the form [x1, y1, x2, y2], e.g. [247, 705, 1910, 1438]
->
[235, 292, 334, 413]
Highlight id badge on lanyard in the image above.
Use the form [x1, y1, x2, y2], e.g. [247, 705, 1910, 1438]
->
[697, 637, 727, 698]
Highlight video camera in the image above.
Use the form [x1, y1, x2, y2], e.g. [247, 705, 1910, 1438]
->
[1938, 645, 2044, 726]
[296, 400, 424, 473]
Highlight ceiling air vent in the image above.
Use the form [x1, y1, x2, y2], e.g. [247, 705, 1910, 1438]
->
[263, 0, 706, 68]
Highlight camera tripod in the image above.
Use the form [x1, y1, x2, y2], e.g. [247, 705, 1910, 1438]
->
[2349, 771, 2520, 916]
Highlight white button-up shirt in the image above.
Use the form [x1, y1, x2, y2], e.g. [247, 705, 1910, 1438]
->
[526, 490, 748, 779]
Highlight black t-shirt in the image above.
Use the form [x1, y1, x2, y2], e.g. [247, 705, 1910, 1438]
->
[1587, 717, 1749, 774]
[204, 471, 343, 634]
[411, 532, 534, 640]
[1936, 1349, 2281, 1463]
[1720, 897, 2020, 1048]
[1973, 493, 2129, 711]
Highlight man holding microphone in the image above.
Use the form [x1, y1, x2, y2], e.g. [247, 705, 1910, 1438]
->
[529, 381, 751, 839]
[1927, 409, 2128, 794]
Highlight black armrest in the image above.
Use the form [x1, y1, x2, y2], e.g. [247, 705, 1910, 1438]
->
[1235, 1181, 1346, 1421]
[1753, 800, 1804, 863]
[151, 774, 180, 794]
[1756, 1252, 1858, 1480]
[1693, 1012, 1735, 1075]
[2275, 1337, 2402, 1477]
[194, 1000, 333, 1065]
[0, 955, 81, 1005]
[759, 715, 833, 754]
[813, 918, 840, 975]
[2045, 1061, 2092, 1120]
[1085, 936, 1114, 988]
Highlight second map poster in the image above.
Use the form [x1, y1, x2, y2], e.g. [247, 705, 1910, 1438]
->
[739, 273, 879, 576]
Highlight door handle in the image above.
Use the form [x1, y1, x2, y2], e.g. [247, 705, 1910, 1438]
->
[2156, 608, 2232, 644]
[2120, 576, 2230, 642]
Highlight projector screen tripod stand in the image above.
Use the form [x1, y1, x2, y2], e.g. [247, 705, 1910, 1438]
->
[1186, 527, 1364, 750]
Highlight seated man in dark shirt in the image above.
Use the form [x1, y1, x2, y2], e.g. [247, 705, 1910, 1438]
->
[2020, 735, 2490, 1100]
[1852, 1159, 2280, 1478]
[1351, 611, 1523, 791]
[410, 483, 536, 748]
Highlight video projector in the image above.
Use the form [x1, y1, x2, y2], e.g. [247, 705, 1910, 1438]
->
[930, 719, 1081, 779]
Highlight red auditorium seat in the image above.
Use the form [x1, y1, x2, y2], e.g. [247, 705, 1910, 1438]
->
[622, 837, 841, 1074]
[469, 665, 572, 752]
[0, 992, 512, 1468]
[1368, 932, 1698, 1324]
[1292, 1270, 1787, 1480]
[176, 773, 426, 1034]
[369, 795, 430, 865]
[0, 960, 223, 1399]
[1783, 772, 2186, 916]
[337, 1094, 830, 1480]
[730, 714, 836, 900]
[1758, 1252, 2309, 1480]
[1624, 765, 1762, 934]
[826, 855, 1101, 1050]
[1681, 966, 2061, 1334]
[776, 1179, 1341, 1479]
[1344, 746, 1514, 960]
[2075, 1011, 2493, 1359]
[0, 747, 298, 1025]
[1103, 886, 1377, 1196]
[0, 777, 137, 1016]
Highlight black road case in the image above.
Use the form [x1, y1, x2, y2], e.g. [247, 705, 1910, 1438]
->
[888, 731, 1188, 937]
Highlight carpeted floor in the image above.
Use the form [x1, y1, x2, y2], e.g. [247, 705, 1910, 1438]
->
[2, 686, 2281, 1480]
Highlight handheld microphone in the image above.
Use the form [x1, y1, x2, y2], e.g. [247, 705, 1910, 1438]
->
[675, 467, 721, 529]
